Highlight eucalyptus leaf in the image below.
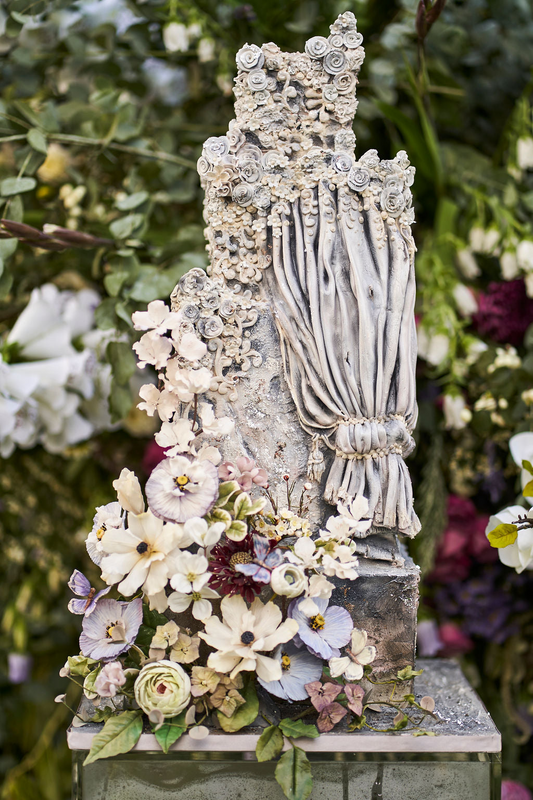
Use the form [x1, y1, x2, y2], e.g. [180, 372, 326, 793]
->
[275, 746, 313, 800]
[1, 177, 36, 196]
[110, 214, 145, 240]
[116, 191, 149, 211]
[83, 711, 143, 766]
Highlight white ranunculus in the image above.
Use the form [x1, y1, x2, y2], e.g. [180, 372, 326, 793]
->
[134, 660, 191, 718]
[270, 564, 307, 598]
[145, 455, 219, 523]
[113, 468, 145, 515]
[485, 505, 533, 573]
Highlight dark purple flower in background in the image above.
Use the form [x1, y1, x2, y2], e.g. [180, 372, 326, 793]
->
[235, 534, 284, 584]
[502, 780, 533, 800]
[472, 278, 533, 345]
[68, 570, 110, 616]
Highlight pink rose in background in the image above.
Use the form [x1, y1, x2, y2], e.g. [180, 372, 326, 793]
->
[219, 456, 268, 490]
[429, 495, 496, 584]
[437, 622, 474, 657]
[143, 440, 168, 475]
[472, 279, 533, 346]
[502, 780, 533, 800]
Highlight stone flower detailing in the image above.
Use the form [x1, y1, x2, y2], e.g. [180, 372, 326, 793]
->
[196, 11, 419, 537]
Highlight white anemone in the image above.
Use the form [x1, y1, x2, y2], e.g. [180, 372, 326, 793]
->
[145, 455, 219, 523]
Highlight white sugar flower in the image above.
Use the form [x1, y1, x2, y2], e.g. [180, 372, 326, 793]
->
[132, 300, 181, 335]
[100, 510, 181, 596]
[287, 537, 320, 570]
[133, 330, 173, 369]
[485, 505, 533, 573]
[175, 332, 207, 361]
[298, 574, 335, 615]
[198, 403, 234, 437]
[165, 364, 212, 402]
[170, 551, 209, 593]
[168, 572, 219, 621]
[145, 455, 219, 523]
[155, 419, 195, 455]
[113, 468, 145, 515]
[138, 384, 181, 421]
[321, 546, 359, 580]
[336, 496, 371, 536]
[185, 517, 225, 548]
[270, 564, 307, 598]
[199, 595, 299, 682]
[86, 501, 124, 567]
[329, 628, 376, 681]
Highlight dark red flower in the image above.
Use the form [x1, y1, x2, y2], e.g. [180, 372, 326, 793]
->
[142, 440, 168, 476]
[472, 278, 533, 345]
[208, 534, 262, 603]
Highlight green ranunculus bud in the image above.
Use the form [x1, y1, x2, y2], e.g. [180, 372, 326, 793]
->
[134, 660, 191, 718]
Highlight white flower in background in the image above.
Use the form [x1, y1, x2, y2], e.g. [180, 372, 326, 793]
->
[0, 284, 116, 457]
[155, 419, 195, 455]
[486, 505, 533, 573]
[487, 346, 521, 373]
[112, 468, 145, 515]
[474, 392, 497, 412]
[145, 455, 219, 523]
[509, 432, 533, 500]
[522, 389, 533, 406]
[198, 38, 215, 62]
[138, 384, 180, 421]
[198, 403, 234, 437]
[100, 509, 181, 596]
[165, 364, 212, 401]
[517, 137, 533, 170]
[453, 283, 478, 317]
[185, 517, 225, 548]
[133, 330, 173, 369]
[456, 249, 480, 279]
[270, 564, 307, 598]
[163, 22, 189, 52]
[86, 501, 125, 567]
[176, 332, 207, 361]
[329, 628, 377, 681]
[517, 240, 533, 273]
[443, 393, 472, 430]
[501, 251, 519, 280]
[417, 328, 450, 366]
[469, 226, 499, 254]
[199, 595, 299, 682]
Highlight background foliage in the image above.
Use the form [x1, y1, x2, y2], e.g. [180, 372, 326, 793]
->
[1, 0, 533, 797]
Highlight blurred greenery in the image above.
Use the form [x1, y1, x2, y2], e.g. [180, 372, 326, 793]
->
[1, 0, 533, 797]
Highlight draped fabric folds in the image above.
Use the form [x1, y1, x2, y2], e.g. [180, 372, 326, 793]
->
[264, 181, 420, 537]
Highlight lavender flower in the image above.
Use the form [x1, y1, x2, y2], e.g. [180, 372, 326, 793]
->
[79, 598, 142, 661]
[235, 534, 284, 584]
[258, 641, 323, 702]
[288, 596, 353, 659]
[67, 570, 110, 616]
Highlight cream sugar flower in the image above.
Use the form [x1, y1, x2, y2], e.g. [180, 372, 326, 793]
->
[145, 455, 219, 523]
[100, 509, 182, 597]
[132, 300, 181, 335]
[199, 595, 299, 682]
[138, 384, 181, 421]
[155, 419, 195, 455]
[165, 363, 213, 402]
[328, 628, 376, 681]
[133, 330, 173, 370]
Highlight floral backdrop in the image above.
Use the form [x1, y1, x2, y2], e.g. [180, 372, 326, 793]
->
[0, 0, 533, 798]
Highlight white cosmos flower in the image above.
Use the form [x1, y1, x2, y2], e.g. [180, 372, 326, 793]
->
[138, 384, 180, 421]
[165, 364, 212, 402]
[155, 419, 195, 455]
[175, 332, 207, 361]
[199, 595, 299, 682]
[198, 403, 234, 437]
[133, 331, 173, 369]
[170, 551, 209, 593]
[100, 509, 181, 596]
[113, 468, 145, 515]
[185, 517, 225, 548]
[86, 501, 124, 567]
[168, 575, 219, 621]
[329, 628, 377, 681]
[145, 455, 219, 523]
[132, 300, 181, 335]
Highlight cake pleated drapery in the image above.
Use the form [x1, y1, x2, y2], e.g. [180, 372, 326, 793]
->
[264, 181, 420, 538]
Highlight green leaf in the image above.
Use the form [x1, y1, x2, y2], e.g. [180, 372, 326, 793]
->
[110, 213, 145, 240]
[215, 480, 241, 507]
[0, 238, 18, 259]
[67, 655, 99, 678]
[217, 681, 259, 732]
[412, 730, 436, 737]
[226, 520, 248, 541]
[83, 667, 102, 700]
[278, 719, 319, 740]
[256, 725, 284, 762]
[92, 707, 114, 724]
[1, 177, 36, 196]
[83, 711, 143, 766]
[107, 341, 136, 386]
[94, 298, 118, 330]
[522, 460, 533, 476]
[143, 606, 168, 628]
[104, 270, 129, 298]
[523, 481, 533, 498]
[396, 666, 424, 681]
[487, 523, 518, 548]
[153, 713, 187, 754]
[348, 714, 366, 731]
[275, 746, 313, 800]
[116, 191, 149, 211]
[128, 265, 184, 303]
[27, 128, 48, 155]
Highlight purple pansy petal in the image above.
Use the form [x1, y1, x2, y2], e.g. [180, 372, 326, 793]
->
[68, 570, 92, 597]
[80, 598, 142, 662]
[288, 597, 350, 660]
[68, 598, 90, 615]
[235, 563, 261, 578]
[258, 643, 323, 702]
[265, 549, 284, 568]
[252, 534, 269, 560]
[322, 606, 353, 648]
[85, 586, 111, 616]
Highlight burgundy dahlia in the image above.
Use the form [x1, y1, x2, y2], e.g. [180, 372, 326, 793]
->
[472, 278, 533, 345]
[208, 534, 262, 603]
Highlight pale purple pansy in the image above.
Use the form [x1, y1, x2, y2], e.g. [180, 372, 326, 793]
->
[67, 570, 111, 616]
[235, 534, 284, 584]
[258, 641, 323, 702]
[79, 597, 143, 661]
[288, 596, 353, 660]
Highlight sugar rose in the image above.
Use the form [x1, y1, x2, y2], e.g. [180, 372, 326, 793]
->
[134, 660, 190, 718]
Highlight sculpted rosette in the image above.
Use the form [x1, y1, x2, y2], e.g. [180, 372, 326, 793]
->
[134, 660, 191, 718]
[236, 43, 264, 71]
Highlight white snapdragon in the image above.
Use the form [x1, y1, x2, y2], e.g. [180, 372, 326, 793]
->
[112, 468, 145, 515]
